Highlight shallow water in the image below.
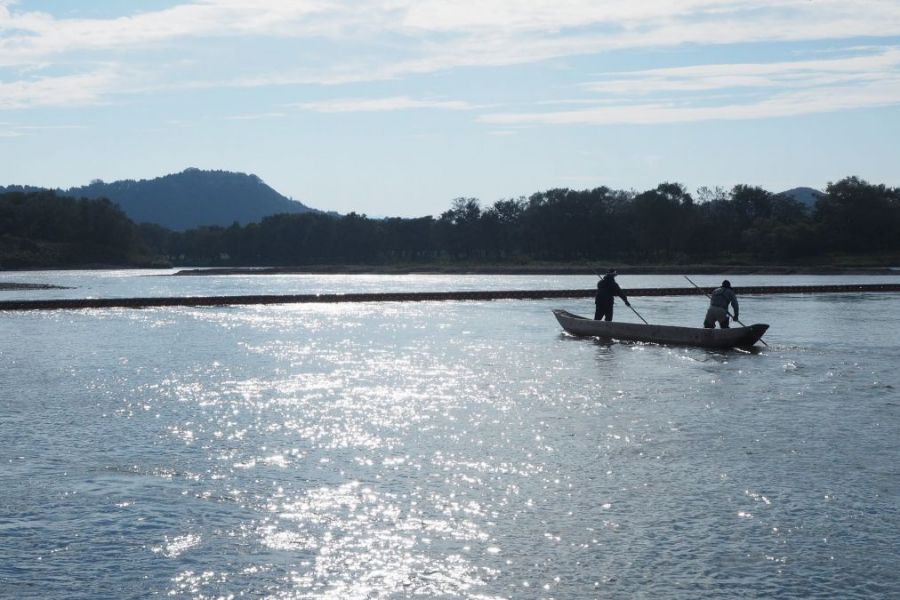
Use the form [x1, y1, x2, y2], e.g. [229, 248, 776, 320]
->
[1, 272, 899, 599]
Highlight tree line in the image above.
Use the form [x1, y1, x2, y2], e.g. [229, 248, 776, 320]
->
[0, 190, 157, 268]
[2, 176, 898, 269]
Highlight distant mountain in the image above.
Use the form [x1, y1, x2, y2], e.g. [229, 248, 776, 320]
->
[776, 187, 823, 212]
[62, 168, 316, 231]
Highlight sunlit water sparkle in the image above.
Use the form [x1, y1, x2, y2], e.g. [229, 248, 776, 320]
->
[2, 272, 899, 599]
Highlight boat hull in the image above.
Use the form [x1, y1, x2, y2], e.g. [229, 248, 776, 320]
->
[553, 309, 769, 349]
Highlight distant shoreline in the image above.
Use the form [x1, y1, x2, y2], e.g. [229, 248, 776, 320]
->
[3, 265, 898, 291]
[0, 282, 70, 290]
[171, 264, 900, 276]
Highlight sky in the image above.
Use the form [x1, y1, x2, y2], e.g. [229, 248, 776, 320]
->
[1, 0, 899, 217]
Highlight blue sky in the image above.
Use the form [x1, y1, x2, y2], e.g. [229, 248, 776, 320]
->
[2, 1, 899, 217]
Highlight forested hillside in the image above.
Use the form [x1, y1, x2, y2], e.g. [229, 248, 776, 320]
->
[66, 168, 316, 230]
[2, 176, 898, 269]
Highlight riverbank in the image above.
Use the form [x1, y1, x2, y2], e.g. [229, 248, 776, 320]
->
[171, 263, 900, 276]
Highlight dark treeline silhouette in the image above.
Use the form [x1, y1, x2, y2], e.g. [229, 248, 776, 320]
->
[0, 190, 157, 267]
[2, 176, 898, 269]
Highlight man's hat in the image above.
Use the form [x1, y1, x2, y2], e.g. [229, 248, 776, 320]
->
[607, 268, 618, 276]
[722, 280, 731, 288]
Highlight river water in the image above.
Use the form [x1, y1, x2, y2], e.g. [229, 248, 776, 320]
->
[1, 271, 898, 599]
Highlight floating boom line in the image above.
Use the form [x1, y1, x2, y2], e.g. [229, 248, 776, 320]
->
[1, 283, 899, 312]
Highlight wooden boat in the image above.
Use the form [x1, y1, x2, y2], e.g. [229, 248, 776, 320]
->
[553, 309, 769, 349]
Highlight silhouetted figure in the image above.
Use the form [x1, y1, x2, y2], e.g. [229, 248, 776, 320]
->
[704, 280, 739, 328]
[595, 269, 630, 321]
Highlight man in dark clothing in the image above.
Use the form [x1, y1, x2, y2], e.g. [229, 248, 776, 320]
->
[704, 280, 739, 328]
[595, 269, 630, 321]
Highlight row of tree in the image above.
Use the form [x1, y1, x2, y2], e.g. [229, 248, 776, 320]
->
[155, 176, 900, 265]
[2, 176, 899, 268]
[0, 190, 155, 267]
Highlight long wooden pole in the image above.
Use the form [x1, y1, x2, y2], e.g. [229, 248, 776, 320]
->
[627, 303, 650, 324]
[684, 275, 768, 347]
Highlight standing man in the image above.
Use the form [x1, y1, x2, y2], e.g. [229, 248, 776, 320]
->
[595, 268, 630, 321]
[704, 280, 739, 328]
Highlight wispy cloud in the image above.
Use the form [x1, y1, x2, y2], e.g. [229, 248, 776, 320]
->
[0, 121, 85, 137]
[15, 124, 86, 130]
[293, 96, 480, 113]
[2, 0, 900, 120]
[224, 111, 286, 121]
[3, 1, 900, 72]
[0, 68, 119, 109]
[583, 47, 900, 95]
[0, 1, 334, 66]
[480, 47, 900, 125]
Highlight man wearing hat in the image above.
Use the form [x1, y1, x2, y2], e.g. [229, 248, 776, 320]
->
[595, 268, 630, 321]
[704, 280, 739, 328]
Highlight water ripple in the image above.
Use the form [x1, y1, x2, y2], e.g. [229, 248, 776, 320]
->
[2, 278, 899, 599]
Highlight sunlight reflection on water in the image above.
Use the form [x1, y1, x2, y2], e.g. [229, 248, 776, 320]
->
[2, 276, 899, 599]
